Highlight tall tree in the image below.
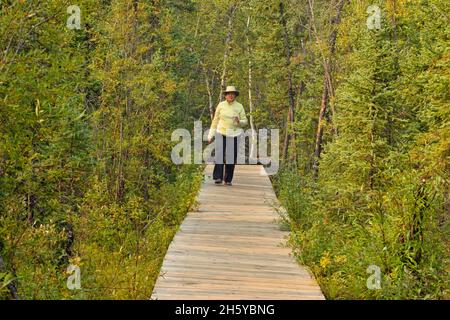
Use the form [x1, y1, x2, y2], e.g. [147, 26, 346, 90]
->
[279, 1, 296, 162]
[311, 0, 345, 179]
[218, 3, 239, 103]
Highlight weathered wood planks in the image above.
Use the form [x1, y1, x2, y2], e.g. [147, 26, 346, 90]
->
[151, 165, 324, 300]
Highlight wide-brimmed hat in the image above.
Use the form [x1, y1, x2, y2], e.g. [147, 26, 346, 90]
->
[224, 85, 239, 96]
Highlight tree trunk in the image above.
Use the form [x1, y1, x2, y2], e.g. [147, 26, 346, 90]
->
[202, 64, 215, 120]
[218, 4, 238, 103]
[246, 16, 257, 161]
[312, 0, 345, 179]
[293, 80, 305, 165]
[279, 1, 296, 162]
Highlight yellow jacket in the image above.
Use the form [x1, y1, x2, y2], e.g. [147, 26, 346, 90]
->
[208, 100, 248, 140]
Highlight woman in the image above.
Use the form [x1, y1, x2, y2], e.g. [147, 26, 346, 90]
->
[207, 86, 248, 186]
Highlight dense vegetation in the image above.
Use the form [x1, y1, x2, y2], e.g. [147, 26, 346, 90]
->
[1, 0, 448, 299]
[0, 0, 203, 299]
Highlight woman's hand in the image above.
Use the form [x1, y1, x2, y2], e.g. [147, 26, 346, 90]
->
[233, 116, 240, 124]
[208, 137, 213, 144]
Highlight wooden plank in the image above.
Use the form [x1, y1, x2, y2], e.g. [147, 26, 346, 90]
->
[151, 165, 324, 300]
[153, 288, 324, 300]
[156, 275, 320, 287]
[158, 267, 313, 279]
[154, 283, 323, 295]
[160, 261, 310, 274]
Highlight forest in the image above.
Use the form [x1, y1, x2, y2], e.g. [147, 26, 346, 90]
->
[0, 0, 448, 299]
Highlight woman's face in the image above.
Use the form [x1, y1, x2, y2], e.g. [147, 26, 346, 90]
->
[225, 92, 236, 103]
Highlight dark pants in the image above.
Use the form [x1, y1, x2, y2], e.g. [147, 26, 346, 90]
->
[213, 133, 239, 183]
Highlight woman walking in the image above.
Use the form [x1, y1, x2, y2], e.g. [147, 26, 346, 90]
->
[207, 86, 248, 186]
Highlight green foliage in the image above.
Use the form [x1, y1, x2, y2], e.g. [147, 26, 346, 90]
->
[0, 0, 447, 300]
[0, 0, 203, 299]
[274, 0, 449, 299]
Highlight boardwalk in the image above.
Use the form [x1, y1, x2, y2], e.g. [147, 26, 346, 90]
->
[151, 165, 324, 300]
